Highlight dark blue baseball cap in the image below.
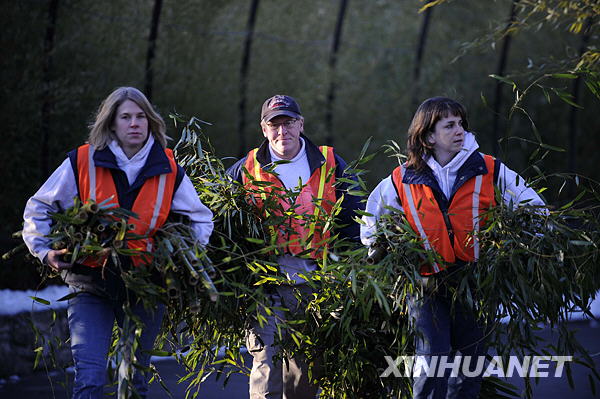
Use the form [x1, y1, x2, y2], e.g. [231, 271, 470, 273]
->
[261, 94, 302, 122]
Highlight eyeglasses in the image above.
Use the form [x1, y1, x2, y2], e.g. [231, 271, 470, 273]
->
[265, 119, 298, 131]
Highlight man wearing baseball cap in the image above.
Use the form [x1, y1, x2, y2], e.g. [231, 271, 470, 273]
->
[227, 94, 363, 398]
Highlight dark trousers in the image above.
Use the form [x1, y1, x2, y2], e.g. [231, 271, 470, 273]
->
[408, 290, 487, 399]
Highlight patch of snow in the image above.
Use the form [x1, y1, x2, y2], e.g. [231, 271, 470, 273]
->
[0, 286, 598, 322]
[498, 296, 600, 324]
[0, 285, 69, 316]
[150, 346, 248, 363]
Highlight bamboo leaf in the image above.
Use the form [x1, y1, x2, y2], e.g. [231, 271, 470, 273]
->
[30, 296, 50, 306]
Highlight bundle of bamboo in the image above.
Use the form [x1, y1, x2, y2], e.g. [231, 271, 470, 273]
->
[46, 197, 140, 266]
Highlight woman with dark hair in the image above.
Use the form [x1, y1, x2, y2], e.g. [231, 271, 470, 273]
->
[361, 97, 545, 398]
[22, 87, 213, 398]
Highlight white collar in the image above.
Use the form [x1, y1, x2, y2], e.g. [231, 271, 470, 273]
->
[108, 134, 155, 164]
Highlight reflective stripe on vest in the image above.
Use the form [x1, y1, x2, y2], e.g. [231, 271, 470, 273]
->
[76, 144, 178, 267]
[392, 155, 496, 275]
[252, 148, 278, 248]
[309, 146, 332, 250]
[398, 163, 441, 274]
[242, 146, 337, 259]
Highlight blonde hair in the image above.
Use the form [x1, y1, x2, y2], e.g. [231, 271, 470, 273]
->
[88, 87, 168, 149]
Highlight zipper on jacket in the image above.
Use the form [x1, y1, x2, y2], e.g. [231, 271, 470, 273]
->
[430, 186, 455, 247]
[441, 209, 454, 246]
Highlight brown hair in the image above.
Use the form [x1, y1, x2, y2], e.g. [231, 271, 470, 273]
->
[88, 87, 168, 150]
[405, 97, 469, 171]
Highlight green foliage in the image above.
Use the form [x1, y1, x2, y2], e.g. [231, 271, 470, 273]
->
[278, 194, 600, 397]
[283, 242, 416, 397]
[464, 196, 600, 384]
[125, 221, 219, 313]
[429, 0, 599, 56]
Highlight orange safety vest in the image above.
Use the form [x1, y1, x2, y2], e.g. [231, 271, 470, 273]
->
[242, 146, 337, 259]
[392, 155, 496, 275]
[76, 144, 177, 267]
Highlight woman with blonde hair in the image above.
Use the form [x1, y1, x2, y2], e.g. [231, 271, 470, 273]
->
[22, 87, 214, 398]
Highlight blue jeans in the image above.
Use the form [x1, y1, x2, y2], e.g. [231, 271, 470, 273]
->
[408, 292, 487, 399]
[67, 290, 165, 399]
